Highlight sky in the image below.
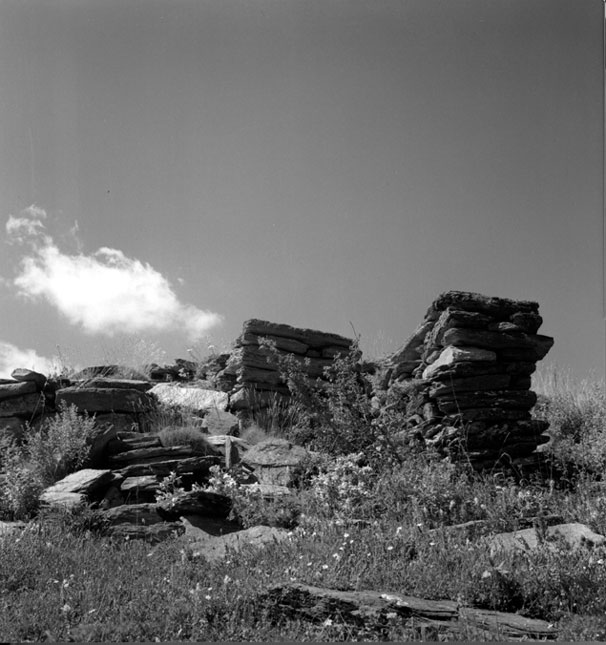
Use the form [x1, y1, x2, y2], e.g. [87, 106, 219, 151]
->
[0, 0, 603, 382]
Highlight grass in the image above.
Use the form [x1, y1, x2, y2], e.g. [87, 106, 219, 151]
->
[2, 358, 606, 640]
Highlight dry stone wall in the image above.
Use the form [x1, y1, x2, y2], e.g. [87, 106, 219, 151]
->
[385, 291, 554, 468]
[219, 319, 354, 415]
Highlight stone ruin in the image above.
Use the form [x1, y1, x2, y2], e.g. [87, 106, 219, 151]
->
[218, 318, 355, 415]
[384, 291, 554, 469]
[0, 290, 554, 475]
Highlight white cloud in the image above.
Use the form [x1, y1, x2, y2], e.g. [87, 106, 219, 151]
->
[0, 341, 55, 379]
[5, 207, 223, 340]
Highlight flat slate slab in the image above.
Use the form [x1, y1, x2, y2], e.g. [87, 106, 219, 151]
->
[149, 384, 228, 412]
[42, 469, 113, 496]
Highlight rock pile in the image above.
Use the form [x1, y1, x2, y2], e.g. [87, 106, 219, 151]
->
[219, 319, 354, 415]
[385, 291, 553, 468]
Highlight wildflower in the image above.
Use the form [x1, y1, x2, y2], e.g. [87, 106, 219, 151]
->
[343, 533, 350, 539]
[482, 570, 492, 579]
[322, 618, 333, 627]
[386, 545, 394, 551]
[204, 595, 211, 601]
[322, 564, 329, 570]
[223, 575, 232, 585]
[395, 526, 403, 535]
[61, 603, 71, 613]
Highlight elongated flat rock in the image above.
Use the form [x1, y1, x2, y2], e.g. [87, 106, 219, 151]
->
[242, 319, 353, 349]
[149, 384, 228, 411]
[100, 502, 165, 525]
[436, 390, 537, 413]
[428, 291, 539, 317]
[11, 368, 48, 387]
[156, 489, 232, 519]
[106, 522, 185, 544]
[0, 381, 38, 400]
[114, 455, 220, 478]
[108, 445, 195, 464]
[42, 469, 113, 496]
[56, 387, 154, 413]
[239, 331, 309, 355]
[442, 328, 554, 360]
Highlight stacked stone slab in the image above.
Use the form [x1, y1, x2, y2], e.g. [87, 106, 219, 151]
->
[386, 291, 554, 468]
[0, 369, 53, 443]
[220, 319, 354, 414]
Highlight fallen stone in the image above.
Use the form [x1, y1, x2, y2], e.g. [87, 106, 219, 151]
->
[149, 384, 228, 412]
[187, 524, 290, 561]
[10, 368, 48, 388]
[41, 468, 113, 496]
[55, 387, 155, 414]
[201, 408, 240, 435]
[489, 523, 606, 555]
[263, 583, 557, 640]
[0, 381, 38, 400]
[509, 312, 543, 334]
[243, 438, 308, 485]
[425, 309, 493, 349]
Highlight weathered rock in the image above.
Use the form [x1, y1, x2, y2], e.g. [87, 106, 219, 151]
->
[156, 489, 232, 519]
[0, 520, 27, 539]
[0, 381, 38, 400]
[149, 383, 228, 412]
[187, 524, 290, 562]
[120, 475, 159, 495]
[264, 583, 557, 640]
[425, 309, 492, 349]
[389, 321, 434, 365]
[429, 291, 539, 318]
[0, 392, 45, 418]
[107, 433, 163, 454]
[422, 346, 497, 380]
[39, 491, 87, 511]
[490, 523, 606, 555]
[243, 438, 309, 486]
[42, 469, 113, 497]
[509, 311, 543, 334]
[98, 485, 124, 510]
[10, 368, 48, 388]
[241, 319, 352, 350]
[228, 388, 290, 411]
[56, 387, 155, 414]
[201, 408, 240, 435]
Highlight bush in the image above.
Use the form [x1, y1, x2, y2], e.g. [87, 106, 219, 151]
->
[0, 404, 95, 520]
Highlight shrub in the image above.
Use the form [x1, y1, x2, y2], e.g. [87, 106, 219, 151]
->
[533, 367, 606, 478]
[0, 403, 95, 520]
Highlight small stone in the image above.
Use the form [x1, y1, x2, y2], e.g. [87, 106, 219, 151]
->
[422, 346, 497, 380]
[10, 368, 48, 388]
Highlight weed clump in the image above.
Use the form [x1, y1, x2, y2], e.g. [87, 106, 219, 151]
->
[0, 403, 95, 520]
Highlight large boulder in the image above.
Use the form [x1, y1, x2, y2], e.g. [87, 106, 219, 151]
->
[243, 438, 309, 486]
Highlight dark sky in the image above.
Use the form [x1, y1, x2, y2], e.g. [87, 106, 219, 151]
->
[0, 0, 603, 381]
